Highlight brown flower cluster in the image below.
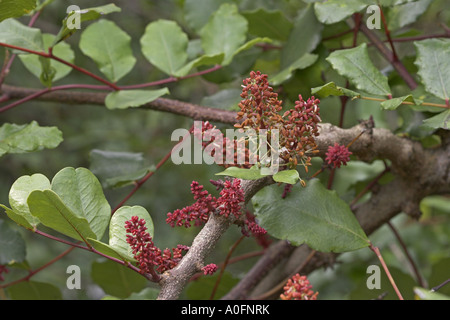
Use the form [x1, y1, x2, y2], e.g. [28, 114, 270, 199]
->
[280, 273, 319, 300]
[235, 71, 321, 171]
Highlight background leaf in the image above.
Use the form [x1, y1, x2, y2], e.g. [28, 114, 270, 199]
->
[6, 173, 51, 228]
[0, 0, 36, 22]
[281, 4, 322, 69]
[0, 220, 26, 264]
[91, 259, 147, 299]
[89, 149, 154, 188]
[53, 3, 121, 44]
[314, 0, 368, 24]
[242, 8, 293, 41]
[414, 39, 450, 101]
[80, 20, 135, 82]
[140, 19, 189, 76]
[19, 33, 75, 85]
[0, 121, 63, 158]
[200, 3, 248, 66]
[252, 179, 369, 252]
[0, 18, 43, 52]
[421, 109, 450, 130]
[105, 88, 169, 110]
[326, 43, 391, 96]
[7, 281, 62, 300]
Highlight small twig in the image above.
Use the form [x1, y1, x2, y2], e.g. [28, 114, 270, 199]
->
[350, 166, 390, 210]
[210, 235, 246, 300]
[387, 222, 426, 287]
[378, 5, 398, 62]
[369, 243, 404, 300]
[0, 42, 120, 90]
[431, 279, 450, 292]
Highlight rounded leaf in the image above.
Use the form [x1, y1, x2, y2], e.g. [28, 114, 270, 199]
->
[252, 179, 369, 252]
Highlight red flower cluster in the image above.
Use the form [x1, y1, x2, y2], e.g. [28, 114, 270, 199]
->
[325, 143, 352, 168]
[280, 274, 319, 300]
[166, 179, 245, 227]
[166, 181, 216, 228]
[216, 179, 245, 219]
[125, 216, 189, 275]
[202, 263, 218, 275]
[242, 210, 271, 249]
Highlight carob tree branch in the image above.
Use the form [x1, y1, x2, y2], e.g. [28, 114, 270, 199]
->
[2, 84, 449, 300]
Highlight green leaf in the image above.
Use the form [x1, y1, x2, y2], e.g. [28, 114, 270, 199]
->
[414, 39, 450, 101]
[215, 166, 270, 180]
[91, 260, 147, 299]
[314, 0, 368, 24]
[109, 206, 154, 262]
[242, 8, 293, 41]
[270, 53, 318, 85]
[105, 88, 169, 110]
[311, 81, 361, 99]
[272, 170, 300, 185]
[421, 109, 450, 130]
[183, 0, 229, 32]
[6, 173, 51, 228]
[380, 95, 419, 110]
[7, 281, 62, 300]
[0, 121, 63, 158]
[281, 4, 322, 69]
[252, 179, 369, 252]
[0, 0, 36, 22]
[89, 149, 154, 188]
[53, 3, 121, 45]
[174, 53, 224, 78]
[414, 287, 450, 300]
[79, 20, 135, 82]
[0, 18, 43, 52]
[51, 167, 111, 240]
[200, 3, 248, 66]
[326, 43, 391, 96]
[27, 189, 97, 242]
[87, 238, 130, 262]
[140, 19, 189, 76]
[19, 33, 75, 85]
[387, 0, 433, 31]
[0, 220, 26, 265]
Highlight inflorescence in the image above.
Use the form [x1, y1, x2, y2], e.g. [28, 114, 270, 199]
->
[280, 273, 319, 300]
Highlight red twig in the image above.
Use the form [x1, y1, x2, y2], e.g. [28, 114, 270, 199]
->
[369, 243, 404, 300]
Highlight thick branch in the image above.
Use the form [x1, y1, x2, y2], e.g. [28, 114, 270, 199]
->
[0, 84, 237, 124]
[157, 176, 274, 300]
